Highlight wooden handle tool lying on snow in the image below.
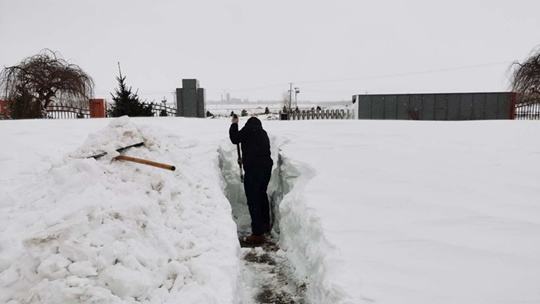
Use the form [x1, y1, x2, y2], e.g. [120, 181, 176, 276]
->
[88, 142, 176, 171]
[114, 155, 176, 171]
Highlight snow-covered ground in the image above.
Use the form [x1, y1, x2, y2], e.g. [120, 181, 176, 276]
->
[273, 120, 540, 304]
[1, 117, 539, 304]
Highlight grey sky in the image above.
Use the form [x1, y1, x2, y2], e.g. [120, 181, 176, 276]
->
[1, 0, 539, 102]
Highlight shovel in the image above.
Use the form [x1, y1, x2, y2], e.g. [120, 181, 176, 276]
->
[89, 142, 176, 171]
[237, 144, 244, 182]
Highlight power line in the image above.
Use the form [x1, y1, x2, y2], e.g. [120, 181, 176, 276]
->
[294, 61, 513, 86]
[218, 60, 512, 93]
[225, 82, 289, 93]
[94, 60, 513, 98]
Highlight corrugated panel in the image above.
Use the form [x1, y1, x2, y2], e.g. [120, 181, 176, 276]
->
[357, 96, 372, 119]
[422, 94, 435, 120]
[396, 95, 410, 120]
[371, 95, 385, 119]
[384, 95, 398, 119]
[485, 93, 498, 119]
[409, 95, 423, 120]
[459, 94, 473, 120]
[497, 93, 510, 119]
[434, 94, 448, 120]
[472, 94, 486, 120]
[447, 94, 461, 120]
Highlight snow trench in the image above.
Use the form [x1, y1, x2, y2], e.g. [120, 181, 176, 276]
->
[218, 137, 353, 304]
[218, 138, 307, 304]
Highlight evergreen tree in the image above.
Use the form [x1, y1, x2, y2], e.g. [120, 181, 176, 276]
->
[109, 64, 153, 117]
[264, 107, 270, 114]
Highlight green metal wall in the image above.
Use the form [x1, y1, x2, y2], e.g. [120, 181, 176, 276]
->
[354, 92, 516, 120]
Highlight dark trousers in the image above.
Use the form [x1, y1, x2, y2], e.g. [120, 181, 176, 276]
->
[243, 165, 272, 235]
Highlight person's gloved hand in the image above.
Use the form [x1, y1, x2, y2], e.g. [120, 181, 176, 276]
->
[231, 114, 239, 124]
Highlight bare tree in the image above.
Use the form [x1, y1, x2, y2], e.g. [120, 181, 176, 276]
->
[0, 49, 94, 118]
[512, 48, 540, 103]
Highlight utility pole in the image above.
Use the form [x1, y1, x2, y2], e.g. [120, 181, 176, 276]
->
[294, 87, 300, 109]
[288, 82, 293, 112]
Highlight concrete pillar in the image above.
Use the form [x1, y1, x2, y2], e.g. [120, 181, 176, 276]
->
[176, 79, 206, 118]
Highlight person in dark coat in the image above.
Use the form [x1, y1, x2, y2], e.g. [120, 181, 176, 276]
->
[229, 115, 273, 245]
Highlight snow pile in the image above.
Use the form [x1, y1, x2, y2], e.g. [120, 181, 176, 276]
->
[69, 116, 146, 159]
[0, 117, 239, 304]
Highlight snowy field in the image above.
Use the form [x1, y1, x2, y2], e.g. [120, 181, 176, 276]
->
[1, 117, 539, 304]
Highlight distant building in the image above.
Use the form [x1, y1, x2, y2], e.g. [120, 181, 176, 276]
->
[176, 79, 206, 118]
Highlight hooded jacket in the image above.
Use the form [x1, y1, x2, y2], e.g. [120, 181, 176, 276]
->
[229, 117, 273, 170]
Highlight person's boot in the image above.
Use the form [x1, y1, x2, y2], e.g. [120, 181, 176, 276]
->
[240, 234, 266, 247]
[264, 224, 272, 234]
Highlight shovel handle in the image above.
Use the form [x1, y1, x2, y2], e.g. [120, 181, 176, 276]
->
[114, 155, 176, 171]
[236, 144, 244, 182]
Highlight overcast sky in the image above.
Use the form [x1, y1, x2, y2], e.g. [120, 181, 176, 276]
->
[1, 0, 539, 102]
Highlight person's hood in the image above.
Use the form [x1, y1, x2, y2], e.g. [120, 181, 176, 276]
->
[244, 116, 262, 130]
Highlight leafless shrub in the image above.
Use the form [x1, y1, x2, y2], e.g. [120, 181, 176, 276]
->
[512, 48, 540, 103]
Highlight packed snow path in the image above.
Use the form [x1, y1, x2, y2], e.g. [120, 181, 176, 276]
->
[219, 143, 307, 304]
